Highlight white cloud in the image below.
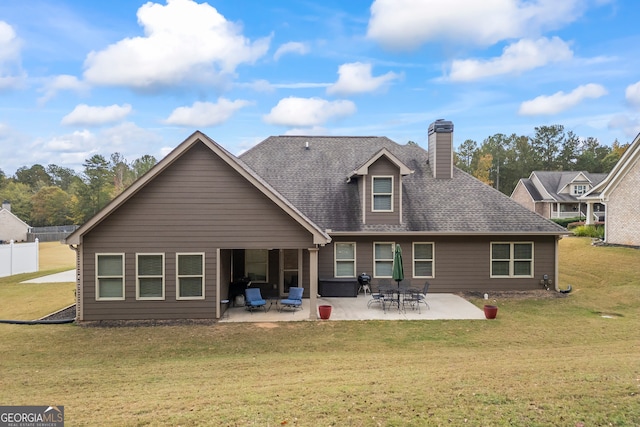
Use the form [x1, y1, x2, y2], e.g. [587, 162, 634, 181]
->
[61, 104, 132, 126]
[263, 97, 356, 127]
[38, 75, 90, 105]
[35, 124, 163, 171]
[625, 81, 640, 108]
[165, 98, 252, 127]
[0, 21, 26, 90]
[519, 83, 608, 116]
[367, 0, 588, 50]
[448, 37, 573, 81]
[327, 62, 400, 95]
[273, 41, 309, 61]
[608, 114, 640, 138]
[83, 0, 270, 89]
[42, 129, 97, 153]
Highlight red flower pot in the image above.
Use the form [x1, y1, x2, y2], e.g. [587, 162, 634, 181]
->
[318, 305, 332, 320]
[484, 305, 498, 319]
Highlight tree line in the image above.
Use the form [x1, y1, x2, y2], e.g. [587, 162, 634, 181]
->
[0, 124, 630, 228]
[0, 153, 157, 227]
[454, 124, 628, 194]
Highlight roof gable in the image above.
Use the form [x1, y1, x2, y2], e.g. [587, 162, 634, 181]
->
[351, 148, 413, 177]
[66, 131, 331, 245]
[584, 132, 640, 199]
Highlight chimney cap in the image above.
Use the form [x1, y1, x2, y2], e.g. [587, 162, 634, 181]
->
[428, 119, 453, 135]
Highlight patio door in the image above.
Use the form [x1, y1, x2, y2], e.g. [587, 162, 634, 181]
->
[280, 249, 301, 295]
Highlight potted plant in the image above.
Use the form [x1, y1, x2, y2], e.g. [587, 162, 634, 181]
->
[318, 305, 332, 320]
[483, 304, 498, 319]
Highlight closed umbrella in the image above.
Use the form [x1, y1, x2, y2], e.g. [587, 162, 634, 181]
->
[392, 245, 404, 310]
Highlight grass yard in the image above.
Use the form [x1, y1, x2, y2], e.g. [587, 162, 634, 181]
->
[0, 237, 638, 426]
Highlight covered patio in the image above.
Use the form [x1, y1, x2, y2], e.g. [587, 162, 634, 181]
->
[219, 293, 486, 322]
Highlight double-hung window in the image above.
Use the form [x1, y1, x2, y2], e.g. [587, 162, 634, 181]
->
[372, 176, 393, 212]
[374, 242, 394, 277]
[136, 253, 164, 300]
[335, 242, 356, 277]
[491, 243, 533, 277]
[177, 253, 205, 299]
[96, 254, 125, 300]
[413, 243, 434, 278]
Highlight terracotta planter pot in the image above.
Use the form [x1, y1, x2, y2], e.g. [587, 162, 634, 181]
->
[484, 305, 498, 319]
[318, 305, 332, 320]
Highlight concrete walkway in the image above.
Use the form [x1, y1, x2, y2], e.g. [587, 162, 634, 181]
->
[220, 293, 486, 322]
[21, 270, 75, 283]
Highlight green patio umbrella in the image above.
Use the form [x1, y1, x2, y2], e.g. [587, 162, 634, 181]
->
[392, 244, 404, 287]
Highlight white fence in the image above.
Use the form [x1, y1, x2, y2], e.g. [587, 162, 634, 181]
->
[0, 239, 39, 278]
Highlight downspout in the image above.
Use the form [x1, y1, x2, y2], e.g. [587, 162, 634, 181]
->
[69, 244, 80, 321]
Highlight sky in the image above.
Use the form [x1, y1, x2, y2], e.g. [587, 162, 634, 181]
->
[1, 0, 640, 176]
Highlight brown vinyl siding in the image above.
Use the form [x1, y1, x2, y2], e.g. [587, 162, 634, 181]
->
[366, 157, 400, 225]
[80, 142, 316, 321]
[320, 235, 556, 292]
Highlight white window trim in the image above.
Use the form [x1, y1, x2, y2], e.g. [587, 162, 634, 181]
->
[136, 253, 165, 300]
[572, 184, 588, 195]
[95, 253, 125, 301]
[373, 242, 395, 278]
[372, 176, 394, 212]
[176, 252, 205, 300]
[412, 242, 435, 278]
[490, 242, 534, 278]
[334, 242, 356, 278]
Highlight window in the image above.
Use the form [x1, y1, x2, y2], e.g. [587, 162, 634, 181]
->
[573, 184, 588, 195]
[335, 243, 356, 277]
[136, 253, 164, 300]
[491, 243, 533, 277]
[177, 253, 204, 299]
[413, 243, 434, 278]
[96, 254, 124, 300]
[374, 242, 394, 277]
[372, 176, 393, 211]
[245, 249, 268, 282]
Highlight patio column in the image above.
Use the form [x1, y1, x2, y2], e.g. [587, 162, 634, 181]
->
[585, 202, 594, 225]
[308, 247, 319, 320]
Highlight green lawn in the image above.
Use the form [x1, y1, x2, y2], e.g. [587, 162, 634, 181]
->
[0, 237, 638, 426]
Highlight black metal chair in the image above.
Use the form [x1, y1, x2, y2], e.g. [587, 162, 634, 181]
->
[414, 282, 430, 312]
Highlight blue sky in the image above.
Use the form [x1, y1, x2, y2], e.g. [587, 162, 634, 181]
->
[1, 0, 639, 175]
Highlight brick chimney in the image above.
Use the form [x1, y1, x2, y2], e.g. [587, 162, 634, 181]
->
[1, 200, 10, 212]
[428, 119, 454, 179]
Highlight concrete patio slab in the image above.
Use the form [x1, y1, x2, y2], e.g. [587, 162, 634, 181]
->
[219, 293, 486, 322]
[21, 270, 75, 283]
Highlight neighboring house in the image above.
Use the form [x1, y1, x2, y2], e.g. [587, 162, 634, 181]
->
[0, 201, 30, 243]
[65, 120, 568, 322]
[511, 171, 607, 221]
[580, 133, 640, 246]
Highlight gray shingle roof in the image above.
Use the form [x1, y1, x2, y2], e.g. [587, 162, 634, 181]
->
[530, 171, 608, 202]
[240, 136, 566, 234]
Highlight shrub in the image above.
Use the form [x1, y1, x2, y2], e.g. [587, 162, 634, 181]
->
[571, 224, 605, 238]
[551, 217, 583, 228]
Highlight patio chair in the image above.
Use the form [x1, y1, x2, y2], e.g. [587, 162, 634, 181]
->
[367, 290, 386, 312]
[414, 281, 430, 312]
[279, 286, 304, 313]
[244, 287, 267, 313]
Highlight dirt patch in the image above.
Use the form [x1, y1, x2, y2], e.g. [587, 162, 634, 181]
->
[458, 289, 568, 300]
[253, 322, 280, 329]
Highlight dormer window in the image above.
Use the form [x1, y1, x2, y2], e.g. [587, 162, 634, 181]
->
[573, 184, 588, 195]
[373, 176, 393, 212]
